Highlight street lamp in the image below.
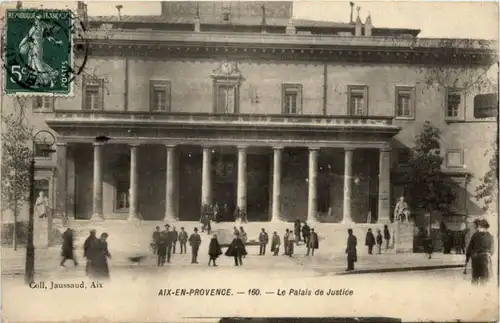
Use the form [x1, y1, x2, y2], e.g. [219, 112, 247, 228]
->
[25, 130, 56, 285]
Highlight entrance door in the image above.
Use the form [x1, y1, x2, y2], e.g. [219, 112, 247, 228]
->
[214, 182, 236, 222]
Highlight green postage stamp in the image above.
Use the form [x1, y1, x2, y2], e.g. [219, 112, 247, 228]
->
[3, 9, 73, 96]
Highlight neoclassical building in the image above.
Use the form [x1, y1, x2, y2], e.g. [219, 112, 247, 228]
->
[5, 1, 497, 226]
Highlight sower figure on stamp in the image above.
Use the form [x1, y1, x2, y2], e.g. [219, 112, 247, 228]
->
[208, 234, 222, 267]
[189, 228, 201, 264]
[60, 228, 78, 267]
[83, 230, 98, 276]
[178, 227, 188, 254]
[306, 228, 319, 256]
[345, 229, 357, 271]
[259, 228, 269, 255]
[365, 228, 375, 255]
[465, 218, 494, 285]
[270, 231, 281, 256]
[226, 231, 247, 266]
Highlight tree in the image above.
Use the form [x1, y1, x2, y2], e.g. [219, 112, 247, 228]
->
[475, 139, 499, 213]
[1, 109, 33, 250]
[405, 121, 456, 218]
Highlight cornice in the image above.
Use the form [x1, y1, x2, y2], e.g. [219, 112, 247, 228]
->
[75, 30, 496, 66]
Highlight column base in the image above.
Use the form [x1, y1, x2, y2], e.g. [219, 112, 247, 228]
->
[163, 216, 178, 224]
[90, 213, 105, 221]
[127, 212, 143, 222]
[340, 218, 354, 226]
[270, 217, 286, 224]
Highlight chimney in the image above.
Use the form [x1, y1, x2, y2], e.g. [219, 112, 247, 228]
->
[364, 14, 372, 36]
[286, 4, 295, 35]
[77, 1, 88, 24]
[261, 4, 267, 34]
[194, 2, 200, 32]
[16, 1, 22, 9]
[355, 6, 362, 36]
[349, 2, 354, 23]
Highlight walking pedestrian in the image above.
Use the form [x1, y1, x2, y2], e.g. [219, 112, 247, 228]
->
[89, 232, 111, 280]
[365, 228, 375, 255]
[345, 229, 357, 271]
[465, 218, 494, 285]
[302, 222, 311, 246]
[157, 229, 167, 266]
[283, 229, 290, 255]
[294, 219, 301, 244]
[60, 228, 78, 267]
[151, 226, 161, 255]
[189, 228, 201, 264]
[225, 231, 247, 266]
[376, 229, 383, 255]
[83, 229, 98, 276]
[172, 226, 179, 254]
[208, 234, 222, 266]
[288, 229, 295, 257]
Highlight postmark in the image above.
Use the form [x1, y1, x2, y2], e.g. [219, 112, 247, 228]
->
[3, 9, 73, 96]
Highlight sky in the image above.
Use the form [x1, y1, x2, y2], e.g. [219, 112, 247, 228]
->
[1, 0, 498, 39]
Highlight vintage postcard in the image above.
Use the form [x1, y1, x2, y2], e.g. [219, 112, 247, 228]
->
[1, 1, 498, 322]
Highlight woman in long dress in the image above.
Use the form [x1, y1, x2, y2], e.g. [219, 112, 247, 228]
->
[208, 234, 222, 267]
[89, 233, 112, 280]
[225, 232, 247, 266]
[18, 15, 62, 88]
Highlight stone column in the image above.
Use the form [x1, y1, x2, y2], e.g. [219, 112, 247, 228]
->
[307, 148, 319, 223]
[55, 143, 67, 220]
[378, 148, 391, 224]
[66, 147, 76, 220]
[271, 146, 283, 222]
[128, 144, 140, 221]
[164, 145, 176, 222]
[91, 142, 104, 220]
[237, 146, 247, 210]
[201, 146, 212, 207]
[342, 148, 354, 224]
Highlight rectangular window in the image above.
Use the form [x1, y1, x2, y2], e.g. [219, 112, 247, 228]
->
[33, 97, 54, 111]
[347, 85, 368, 116]
[395, 87, 416, 119]
[149, 80, 171, 112]
[82, 79, 104, 111]
[215, 84, 237, 114]
[282, 84, 302, 115]
[445, 89, 463, 120]
[445, 149, 464, 168]
[115, 181, 130, 211]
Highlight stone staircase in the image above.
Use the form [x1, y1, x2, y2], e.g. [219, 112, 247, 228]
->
[52, 218, 405, 255]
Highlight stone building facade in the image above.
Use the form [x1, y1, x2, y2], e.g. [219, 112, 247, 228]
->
[3, 1, 497, 226]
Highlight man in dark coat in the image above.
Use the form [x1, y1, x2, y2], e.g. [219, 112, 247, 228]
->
[178, 227, 188, 254]
[189, 228, 201, 264]
[151, 226, 161, 254]
[258, 228, 269, 255]
[208, 234, 222, 266]
[165, 225, 176, 263]
[60, 228, 78, 267]
[225, 232, 247, 266]
[383, 225, 391, 250]
[345, 229, 357, 271]
[270, 231, 281, 256]
[365, 228, 376, 255]
[465, 219, 494, 285]
[89, 232, 111, 280]
[172, 226, 179, 254]
[306, 228, 319, 256]
[283, 229, 290, 255]
[83, 229, 98, 276]
[302, 222, 311, 246]
[156, 229, 167, 266]
[376, 229, 383, 255]
[294, 220, 301, 244]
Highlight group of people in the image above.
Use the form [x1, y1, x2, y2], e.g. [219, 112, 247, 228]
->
[60, 228, 112, 279]
[364, 225, 392, 255]
[151, 225, 201, 265]
[199, 203, 249, 230]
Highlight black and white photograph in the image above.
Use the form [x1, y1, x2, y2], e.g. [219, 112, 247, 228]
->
[1, 1, 498, 322]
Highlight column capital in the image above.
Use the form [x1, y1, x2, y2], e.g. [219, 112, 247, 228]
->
[308, 147, 320, 152]
[344, 147, 356, 152]
[273, 146, 284, 151]
[237, 145, 249, 151]
[380, 147, 392, 153]
[165, 144, 177, 149]
[129, 143, 141, 148]
[201, 145, 213, 150]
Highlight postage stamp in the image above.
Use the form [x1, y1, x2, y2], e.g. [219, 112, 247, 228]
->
[3, 9, 73, 96]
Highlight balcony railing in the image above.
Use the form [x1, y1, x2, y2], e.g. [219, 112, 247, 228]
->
[48, 111, 396, 127]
